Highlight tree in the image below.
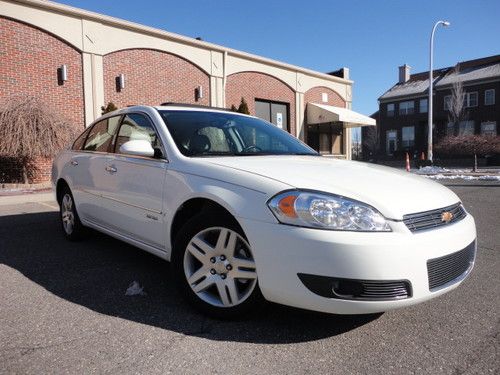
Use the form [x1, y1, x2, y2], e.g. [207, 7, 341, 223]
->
[229, 104, 238, 112]
[362, 125, 379, 161]
[0, 96, 77, 183]
[101, 102, 118, 115]
[447, 69, 466, 135]
[351, 129, 361, 160]
[237, 97, 250, 115]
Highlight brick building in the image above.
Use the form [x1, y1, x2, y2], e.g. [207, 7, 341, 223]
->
[366, 55, 500, 159]
[0, 0, 374, 183]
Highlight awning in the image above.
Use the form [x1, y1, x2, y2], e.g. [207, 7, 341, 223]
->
[307, 103, 376, 128]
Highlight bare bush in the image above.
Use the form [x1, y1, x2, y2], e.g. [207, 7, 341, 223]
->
[435, 135, 500, 156]
[0, 96, 77, 159]
[435, 135, 500, 171]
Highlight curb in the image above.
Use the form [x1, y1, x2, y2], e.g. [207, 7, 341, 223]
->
[1, 181, 51, 190]
[0, 192, 56, 206]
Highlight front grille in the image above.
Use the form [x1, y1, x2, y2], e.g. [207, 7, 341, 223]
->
[403, 202, 467, 232]
[427, 240, 476, 291]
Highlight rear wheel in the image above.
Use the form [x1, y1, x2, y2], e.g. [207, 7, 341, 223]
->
[172, 210, 264, 318]
[59, 186, 86, 241]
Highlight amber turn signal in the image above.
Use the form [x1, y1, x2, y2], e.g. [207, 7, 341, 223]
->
[278, 195, 298, 218]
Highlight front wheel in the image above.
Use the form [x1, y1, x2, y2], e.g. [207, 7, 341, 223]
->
[172, 211, 264, 318]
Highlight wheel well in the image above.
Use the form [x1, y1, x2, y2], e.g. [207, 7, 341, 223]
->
[170, 198, 243, 248]
[56, 179, 70, 205]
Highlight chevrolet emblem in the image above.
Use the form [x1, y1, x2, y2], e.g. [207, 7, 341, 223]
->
[441, 211, 453, 223]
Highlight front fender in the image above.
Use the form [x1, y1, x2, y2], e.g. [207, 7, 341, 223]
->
[163, 169, 279, 258]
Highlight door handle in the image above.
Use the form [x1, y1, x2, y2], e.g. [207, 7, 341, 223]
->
[70, 160, 78, 166]
[105, 165, 117, 173]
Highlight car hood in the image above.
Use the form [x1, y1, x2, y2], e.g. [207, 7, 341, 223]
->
[204, 155, 460, 220]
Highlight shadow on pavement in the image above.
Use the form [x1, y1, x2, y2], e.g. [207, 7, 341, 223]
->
[0, 211, 380, 344]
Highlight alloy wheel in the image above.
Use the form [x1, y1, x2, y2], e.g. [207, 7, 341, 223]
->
[183, 227, 257, 308]
[61, 193, 75, 235]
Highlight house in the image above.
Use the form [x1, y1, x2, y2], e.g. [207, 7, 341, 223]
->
[366, 55, 499, 159]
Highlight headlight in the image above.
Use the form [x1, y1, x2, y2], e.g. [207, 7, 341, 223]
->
[267, 190, 391, 232]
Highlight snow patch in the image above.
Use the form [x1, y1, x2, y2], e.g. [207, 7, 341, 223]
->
[125, 281, 146, 296]
[415, 166, 449, 174]
[423, 174, 500, 181]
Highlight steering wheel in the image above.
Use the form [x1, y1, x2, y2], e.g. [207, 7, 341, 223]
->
[242, 145, 262, 153]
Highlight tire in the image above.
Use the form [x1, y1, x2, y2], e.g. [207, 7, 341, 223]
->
[59, 186, 86, 241]
[172, 209, 264, 319]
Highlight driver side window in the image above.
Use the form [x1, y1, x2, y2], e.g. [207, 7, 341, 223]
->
[115, 113, 162, 155]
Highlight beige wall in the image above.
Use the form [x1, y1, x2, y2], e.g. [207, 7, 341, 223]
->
[0, 0, 354, 156]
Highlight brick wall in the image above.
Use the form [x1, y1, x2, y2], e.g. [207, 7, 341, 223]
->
[103, 49, 210, 108]
[226, 72, 296, 136]
[304, 86, 346, 108]
[0, 17, 84, 184]
[0, 17, 85, 128]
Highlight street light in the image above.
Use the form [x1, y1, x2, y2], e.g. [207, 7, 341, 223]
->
[428, 20, 450, 163]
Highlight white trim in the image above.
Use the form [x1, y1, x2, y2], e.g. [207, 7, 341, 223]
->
[480, 121, 497, 136]
[464, 92, 478, 108]
[398, 100, 414, 115]
[484, 89, 495, 105]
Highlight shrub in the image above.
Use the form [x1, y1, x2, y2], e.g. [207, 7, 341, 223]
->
[101, 102, 118, 115]
[237, 98, 250, 115]
[435, 135, 500, 171]
[0, 96, 77, 183]
[435, 135, 500, 157]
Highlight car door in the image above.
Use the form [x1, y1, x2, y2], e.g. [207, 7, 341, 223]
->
[71, 116, 121, 224]
[100, 113, 167, 250]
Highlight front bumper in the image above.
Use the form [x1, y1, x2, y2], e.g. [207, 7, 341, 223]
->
[239, 213, 476, 315]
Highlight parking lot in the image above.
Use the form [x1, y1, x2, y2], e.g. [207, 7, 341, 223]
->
[0, 181, 499, 374]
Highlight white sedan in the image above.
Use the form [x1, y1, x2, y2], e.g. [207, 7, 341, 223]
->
[52, 105, 477, 318]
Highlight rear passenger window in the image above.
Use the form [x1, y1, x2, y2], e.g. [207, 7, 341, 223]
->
[115, 114, 162, 154]
[72, 127, 91, 150]
[83, 116, 120, 152]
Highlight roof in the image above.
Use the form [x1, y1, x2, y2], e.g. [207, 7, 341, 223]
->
[436, 61, 500, 87]
[379, 54, 500, 101]
[379, 78, 433, 101]
[154, 105, 252, 117]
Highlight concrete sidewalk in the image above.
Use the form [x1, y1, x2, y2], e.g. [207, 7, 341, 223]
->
[0, 192, 56, 207]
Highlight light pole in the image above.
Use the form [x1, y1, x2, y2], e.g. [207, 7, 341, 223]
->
[428, 20, 450, 163]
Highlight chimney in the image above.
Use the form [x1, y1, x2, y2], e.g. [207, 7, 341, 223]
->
[327, 67, 349, 79]
[341, 67, 349, 80]
[398, 64, 411, 83]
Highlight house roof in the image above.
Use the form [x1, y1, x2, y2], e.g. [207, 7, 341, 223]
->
[379, 78, 433, 101]
[436, 61, 500, 87]
[379, 54, 500, 101]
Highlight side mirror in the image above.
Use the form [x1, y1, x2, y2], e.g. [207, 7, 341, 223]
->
[119, 140, 155, 158]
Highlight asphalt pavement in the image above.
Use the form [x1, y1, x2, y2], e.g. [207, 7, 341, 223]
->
[0, 182, 498, 374]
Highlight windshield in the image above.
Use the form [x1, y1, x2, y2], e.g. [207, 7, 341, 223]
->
[158, 110, 318, 157]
